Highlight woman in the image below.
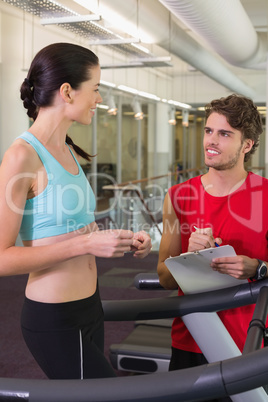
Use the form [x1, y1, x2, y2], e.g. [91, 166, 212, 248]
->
[0, 42, 151, 379]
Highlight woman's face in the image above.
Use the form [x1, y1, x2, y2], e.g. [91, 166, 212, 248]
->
[69, 65, 102, 125]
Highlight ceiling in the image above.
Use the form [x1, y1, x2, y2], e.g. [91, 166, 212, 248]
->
[2, 0, 268, 105]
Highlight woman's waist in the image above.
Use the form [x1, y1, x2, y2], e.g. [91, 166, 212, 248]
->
[26, 255, 97, 303]
[21, 284, 103, 331]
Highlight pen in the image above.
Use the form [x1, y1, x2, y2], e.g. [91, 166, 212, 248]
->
[193, 226, 220, 247]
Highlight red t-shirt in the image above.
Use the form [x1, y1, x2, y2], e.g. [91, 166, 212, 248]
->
[169, 172, 268, 353]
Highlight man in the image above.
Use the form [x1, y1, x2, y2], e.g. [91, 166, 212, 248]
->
[157, 94, 268, 400]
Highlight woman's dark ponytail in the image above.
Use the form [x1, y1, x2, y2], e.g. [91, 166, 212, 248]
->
[65, 135, 92, 162]
[20, 78, 38, 121]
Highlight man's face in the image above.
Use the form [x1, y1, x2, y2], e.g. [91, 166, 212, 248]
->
[203, 112, 246, 171]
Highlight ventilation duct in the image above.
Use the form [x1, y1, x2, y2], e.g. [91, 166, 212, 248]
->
[97, 0, 256, 97]
[159, 0, 267, 70]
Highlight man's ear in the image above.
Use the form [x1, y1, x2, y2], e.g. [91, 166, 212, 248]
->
[60, 83, 72, 103]
[243, 139, 254, 155]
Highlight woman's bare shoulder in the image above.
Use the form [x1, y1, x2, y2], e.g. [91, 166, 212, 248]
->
[1, 138, 40, 173]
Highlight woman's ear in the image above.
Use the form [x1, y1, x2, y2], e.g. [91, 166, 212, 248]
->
[60, 83, 72, 103]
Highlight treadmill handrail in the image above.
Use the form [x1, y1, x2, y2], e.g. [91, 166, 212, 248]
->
[1, 347, 268, 401]
[102, 279, 268, 321]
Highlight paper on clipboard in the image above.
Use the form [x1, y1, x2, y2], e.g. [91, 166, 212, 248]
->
[165, 245, 248, 294]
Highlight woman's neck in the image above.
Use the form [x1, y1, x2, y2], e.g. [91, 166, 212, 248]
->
[28, 107, 72, 150]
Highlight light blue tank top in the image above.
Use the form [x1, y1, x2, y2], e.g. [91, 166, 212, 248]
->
[18, 131, 96, 241]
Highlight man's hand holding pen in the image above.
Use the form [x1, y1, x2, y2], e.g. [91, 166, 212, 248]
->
[188, 226, 222, 253]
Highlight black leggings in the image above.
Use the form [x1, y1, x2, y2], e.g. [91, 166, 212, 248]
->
[21, 286, 116, 379]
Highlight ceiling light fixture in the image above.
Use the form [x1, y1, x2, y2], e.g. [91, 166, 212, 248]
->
[117, 85, 161, 101]
[131, 43, 150, 54]
[107, 91, 118, 116]
[168, 99, 192, 109]
[100, 85, 192, 112]
[138, 91, 161, 101]
[73, 0, 154, 43]
[100, 80, 116, 88]
[88, 38, 140, 46]
[41, 14, 100, 25]
[118, 85, 139, 95]
[168, 108, 176, 125]
[97, 104, 109, 110]
[132, 98, 144, 120]
[182, 110, 189, 127]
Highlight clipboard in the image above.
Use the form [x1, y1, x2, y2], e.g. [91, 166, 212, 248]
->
[165, 245, 248, 294]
